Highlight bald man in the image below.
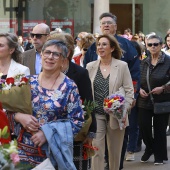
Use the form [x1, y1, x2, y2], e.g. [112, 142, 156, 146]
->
[22, 23, 50, 75]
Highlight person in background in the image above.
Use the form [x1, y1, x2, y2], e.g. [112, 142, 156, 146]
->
[138, 35, 170, 165]
[93, 32, 100, 39]
[87, 34, 134, 170]
[18, 35, 25, 53]
[0, 33, 30, 141]
[138, 32, 145, 45]
[83, 12, 140, 170]
[22, 23, 50, 74]
[25, 35, 34, 51]
[125, 40, 142, 161]
[73, 32, 88, 58]
[73, 33, 95, 66]
[123, 28, 132, 41]
[8, 40, 84, 169]
[48, 31, 96, 170]
[162, 34, 170, 55]
[0, 33, 30, 79]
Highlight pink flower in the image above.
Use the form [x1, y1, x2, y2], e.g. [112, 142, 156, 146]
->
[10, 153, 20, 165]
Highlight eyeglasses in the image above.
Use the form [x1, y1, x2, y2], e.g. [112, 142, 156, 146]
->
[147, 43, 160, 47]
[101, 21, 115, 26]
[97, 43, 109, 47]
[30, 33, 48, 39]
[83, 48, 87, 51]
[76, 37, 81, 41]
[42, 50, 63, 60]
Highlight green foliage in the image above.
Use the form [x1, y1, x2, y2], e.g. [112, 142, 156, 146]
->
[83, 99, 97, 120]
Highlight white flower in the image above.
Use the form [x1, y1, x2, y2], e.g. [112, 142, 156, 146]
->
[2, 83, 12, 90]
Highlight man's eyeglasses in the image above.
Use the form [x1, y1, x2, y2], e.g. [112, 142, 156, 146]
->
[42, 50, 63, 60]
[30, 33, 48, 39]
[147, 43, 160, 47]
[101, 21, 114, 26]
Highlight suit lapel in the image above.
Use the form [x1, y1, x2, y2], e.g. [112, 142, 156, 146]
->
[109, 58, 119, 95]
[88, 60, 100, 98]
[7, 59, 18, 77]
[29, 50, 36, 74]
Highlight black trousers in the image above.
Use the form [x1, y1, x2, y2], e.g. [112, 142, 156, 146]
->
[138, 108, 169, 161]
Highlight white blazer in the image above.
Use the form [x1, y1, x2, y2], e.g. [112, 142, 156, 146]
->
[7, 59, 30, 78]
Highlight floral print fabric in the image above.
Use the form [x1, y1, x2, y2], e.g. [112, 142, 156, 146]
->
[9, 74, 84, 166]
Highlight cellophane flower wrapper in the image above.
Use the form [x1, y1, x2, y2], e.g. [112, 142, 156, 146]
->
[103, 92, 126, 130]
[74, 100, 96, 142]
[0, 75, 32, 115]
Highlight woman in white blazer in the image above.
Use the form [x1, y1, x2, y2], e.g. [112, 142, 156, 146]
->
[86, 34, 134, 170]
[0, 33, 30, 140]
[0, 33, 30, 79]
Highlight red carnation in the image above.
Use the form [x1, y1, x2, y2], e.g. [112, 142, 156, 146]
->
[108, 102, 112, 108]
[6, 77, 15, 85]
[21, 77, 29, 83]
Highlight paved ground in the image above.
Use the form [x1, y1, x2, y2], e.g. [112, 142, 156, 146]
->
[123, 136, 170, 170]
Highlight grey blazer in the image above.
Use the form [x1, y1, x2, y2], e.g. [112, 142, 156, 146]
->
[22, 49, 36, 75]
[7, 59, 30, 77]
[86, 58, 134, 129]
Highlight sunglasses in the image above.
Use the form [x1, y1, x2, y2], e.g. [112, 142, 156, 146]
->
[83, 48, 87, 51]
[76, 37, 81, 41]
[30, 33, 48, 39]
[147, 43, 160, 47]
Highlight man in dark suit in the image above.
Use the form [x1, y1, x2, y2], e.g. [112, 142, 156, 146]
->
[22, 23, 50, 75]
[84, 12, 140, 170]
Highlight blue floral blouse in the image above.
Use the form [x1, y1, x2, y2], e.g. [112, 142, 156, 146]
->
[9, 75, 84, 166]
[30, 75, 84, 135]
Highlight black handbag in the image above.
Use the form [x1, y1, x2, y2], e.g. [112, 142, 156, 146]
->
[146, 66, 170, 114]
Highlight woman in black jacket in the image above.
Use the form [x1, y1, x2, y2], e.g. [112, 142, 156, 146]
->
[47, 32, 96, 170]
[137, 35, 170, 165]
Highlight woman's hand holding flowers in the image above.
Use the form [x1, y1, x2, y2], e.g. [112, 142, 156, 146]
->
[31, 130, 47, 147]
[83, 137, 93, 146]
[14, 113, 40, 132]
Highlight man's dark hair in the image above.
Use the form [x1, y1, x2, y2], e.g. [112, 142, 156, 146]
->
[99, 12, 117, 23]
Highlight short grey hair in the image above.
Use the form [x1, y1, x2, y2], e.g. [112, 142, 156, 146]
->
[42, 40, 68, 58]
[147, 35, 163, 44]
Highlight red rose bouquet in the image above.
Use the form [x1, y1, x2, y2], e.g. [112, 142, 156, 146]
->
[0, 74, 32, 114]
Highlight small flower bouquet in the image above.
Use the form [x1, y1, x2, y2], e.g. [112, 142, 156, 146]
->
[0, 74, 32, 114]
[103, 92, 126, 130]
[0, 126, 33, 170]
[74, 99, 97, 142]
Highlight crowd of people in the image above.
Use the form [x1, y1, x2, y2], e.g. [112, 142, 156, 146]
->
[0, 11, 170, 170]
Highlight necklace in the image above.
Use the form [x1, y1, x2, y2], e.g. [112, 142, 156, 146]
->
[100, 63, 111, 72]
[0, 64, 10, 76]
[40, 73, 60, 90]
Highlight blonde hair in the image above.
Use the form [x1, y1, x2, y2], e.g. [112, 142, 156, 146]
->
[79, 33, 95, 50]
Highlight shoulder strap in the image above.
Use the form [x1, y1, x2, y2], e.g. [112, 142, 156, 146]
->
[146, 66, 154, 104]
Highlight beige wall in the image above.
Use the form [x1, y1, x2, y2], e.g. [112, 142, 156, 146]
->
[110, 0, 170, 37]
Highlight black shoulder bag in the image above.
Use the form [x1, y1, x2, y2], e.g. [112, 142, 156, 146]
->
[146, 66, 170, 114]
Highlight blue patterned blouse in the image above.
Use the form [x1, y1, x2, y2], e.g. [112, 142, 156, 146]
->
[9, 74, 84, 167]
